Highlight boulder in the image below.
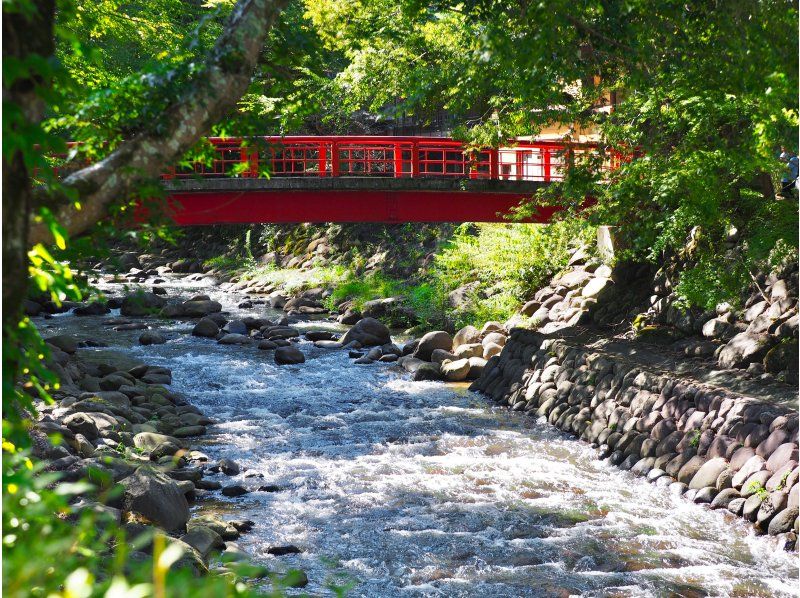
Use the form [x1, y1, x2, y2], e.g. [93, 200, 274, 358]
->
[180, 525, 224, 560]
[710, 488, 741, 510]
[120, 467, 189, 531]
[217, 334, 250, 345]
[133, 432, 181, 452]
[413, 331, 454, 361]
[74, 301, 111, 316]
[121, 292, 166, 317]
[139, 331, 166, 345]
[688, 457, 728, 490]
[483, 342, 503, 359]
[441, 358, 471, 382]
[718, 332, 774, 369]
[274, 346, 305, 365]
[45, 334, 79, 354]
[180, 300, 222, 318]
[482, 332, 507, 348]
[732, 455, 767, 488]
[339, 318, 391, 347]
[430, 349, 458, 364]
[223, 320, 248, 336]
[63, 412, 100, 440]
[677, 455, 707, 484]
[412, 363, 442, 381]
[767, 443, 799, 472]
[452, 325, 480, 349]
[454, 343, 484, 359]
[192, 318, 220, 338]
[768, 507, 799, 535]
[581, 277, 613, 298]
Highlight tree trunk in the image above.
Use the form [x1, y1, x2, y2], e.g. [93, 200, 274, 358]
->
[28, 0, 288, 246]
[2, 0, 56, 331]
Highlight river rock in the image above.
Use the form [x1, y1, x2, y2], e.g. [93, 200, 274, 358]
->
[688, 457, 728, 490]
[453, 325, 480, 349]
[305, 330, 338, 342]
[45, 334, 79, 354]
[223, 320, 248, 335]
[274, 346, 305, 365]
[133, 432, 181, 452]
[63, 412, 100, 440]
[710, 488, 741, 510]
[339, 318, 391, 347]
[768, 507, 799, 535]
[430, 349, 458, 364]
[74, 301, 111, 316]
[482, 332, 507, 348]
[677, 455, 707, 484]
[441, 358, 471, 382]
[718, 332, 774, 369]
[192, 318, 219, 338]
[218, 334, 250, 345]
[221, 484, 249, 497]
[139, 330, 166, 345]
[120, 467, 189, 531]
[121, 292, 166, 317]
[180, 525, 224, 560]
[767, 443, 799, 472]
[454, 343, 483, 359]
[180, 299, 222, 318]
[483, 342, 504, 359]
[412, 363, 442, 381]
[467, 356, 487, 379]
[413, 331, 454, 361]
[258, 340, 278, 350]
[732, 455, 767, 487]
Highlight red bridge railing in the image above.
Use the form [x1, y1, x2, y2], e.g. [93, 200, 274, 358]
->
[52, 136, 623, 182]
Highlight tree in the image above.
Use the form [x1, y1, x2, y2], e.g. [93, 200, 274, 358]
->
[3, 0, 289, 332]
[306, 0, 799, 307]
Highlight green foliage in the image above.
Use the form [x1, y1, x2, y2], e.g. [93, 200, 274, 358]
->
[307, 0, 799, 309]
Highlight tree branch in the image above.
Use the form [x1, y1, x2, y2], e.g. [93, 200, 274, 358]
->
[29, 0, 288, 246]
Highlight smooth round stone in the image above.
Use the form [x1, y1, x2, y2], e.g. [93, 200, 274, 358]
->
[647, 468, 667, 482]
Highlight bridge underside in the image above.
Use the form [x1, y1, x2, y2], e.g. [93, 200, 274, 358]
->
[162, 178, 558, 224]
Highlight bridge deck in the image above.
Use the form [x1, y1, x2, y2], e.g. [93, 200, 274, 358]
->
[164, 177, 554, 224]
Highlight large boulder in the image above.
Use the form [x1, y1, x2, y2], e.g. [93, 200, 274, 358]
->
[274, 346, 305, 365]
[339, 318, 391, 347]
[689, 457, 728, 490]
[74, 301, 111, 316]
[192, 318, 220, 338]
[139, 330, 166, 345]
[45, 334, 79, 354]
[121, 292, 167, 317]
[413, 331, 454, 361]
[452, 325, 480, 350]
[120, 467, 189, 531]
[179, 299, 222, 318]
[441, 358, 471, 382]
[718, 332, 774, 369]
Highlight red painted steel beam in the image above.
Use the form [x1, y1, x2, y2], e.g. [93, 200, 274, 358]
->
[163, 190, 564, 224]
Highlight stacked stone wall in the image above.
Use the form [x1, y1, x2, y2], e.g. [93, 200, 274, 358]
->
[470, 329, 799, 549]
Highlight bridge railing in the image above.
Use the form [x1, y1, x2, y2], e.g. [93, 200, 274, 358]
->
[51, 136, 623, 182]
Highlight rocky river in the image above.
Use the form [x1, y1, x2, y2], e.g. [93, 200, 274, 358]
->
[37, 274, 798, 597]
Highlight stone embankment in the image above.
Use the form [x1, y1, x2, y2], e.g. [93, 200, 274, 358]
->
[32, 336, 307, 585]
[462, 246, 799, 549]
[469, 328, 798, 546]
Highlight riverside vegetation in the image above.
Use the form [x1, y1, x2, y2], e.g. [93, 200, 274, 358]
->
[4, 0, 798, 596]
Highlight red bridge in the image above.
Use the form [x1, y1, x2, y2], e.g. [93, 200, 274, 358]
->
[65, 136, 621, 224]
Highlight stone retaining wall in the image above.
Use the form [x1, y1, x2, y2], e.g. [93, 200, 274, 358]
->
[470, 328, 800, 549]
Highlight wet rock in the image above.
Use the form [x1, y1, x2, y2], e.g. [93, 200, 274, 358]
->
[179, 299, 222, 318]
[217, 333, 250, 345]
[74, 301, 111, 316]
[412, 363, 442, 382]
[693, 487, 717, 504]
[339, 318, 391, 347]
[305, 330, 338, 342]
[727, 497, 746, 516]
[192, 318, 220, 337]
[274, 346, 305, 365]
[267, 545, 301, 556]
[742, 493, 765, 521]
[221, 485, 249, 497]
[710, 488, 741, 510]
[258, 340, 278, 350]
[45, 334, 79, 354]
[173, 425, 206, 438]
[121, 292, 166, 317]
[223, 320, 248, 335]
[413, 331, 454, 361]
[219, 458, 240, 475]
[139, 330, 166, 345]
[768, 507, 799, 535]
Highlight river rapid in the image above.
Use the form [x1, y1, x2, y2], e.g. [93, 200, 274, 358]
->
[42, 276, 798, 597]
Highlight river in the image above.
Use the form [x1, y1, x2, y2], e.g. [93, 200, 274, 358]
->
[41, 276, 798, 597]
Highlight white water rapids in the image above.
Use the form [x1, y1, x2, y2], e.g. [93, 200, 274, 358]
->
[42, 277, 798, 597]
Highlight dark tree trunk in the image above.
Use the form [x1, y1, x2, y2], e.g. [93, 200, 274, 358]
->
[2, 0, 56, 332]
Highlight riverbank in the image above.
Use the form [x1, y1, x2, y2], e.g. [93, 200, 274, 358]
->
[31, 268, 799, 595]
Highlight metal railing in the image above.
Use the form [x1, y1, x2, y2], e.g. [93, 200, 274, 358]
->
[52, 136, 624, 182]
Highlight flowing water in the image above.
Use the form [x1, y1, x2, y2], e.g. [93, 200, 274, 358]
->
[42, 277, 799, 597]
